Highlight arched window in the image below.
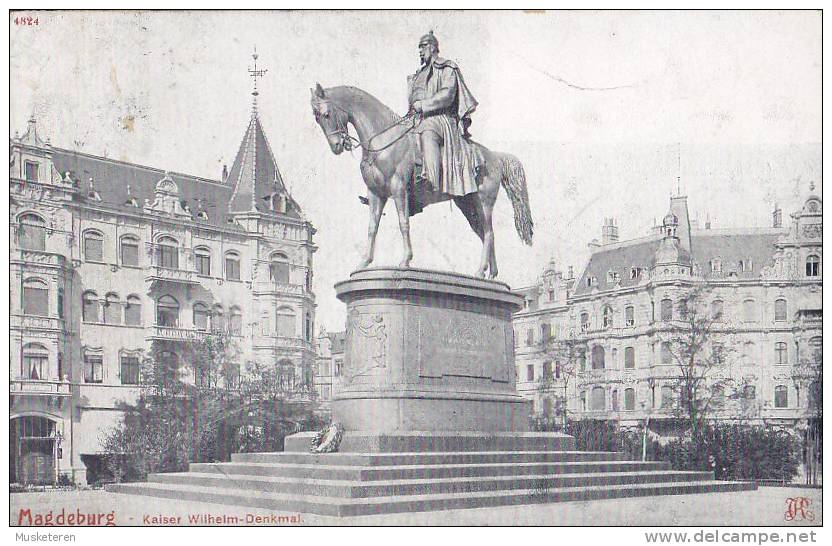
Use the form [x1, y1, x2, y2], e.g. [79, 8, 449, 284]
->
[124, 295, 142, 326]
[212, 304, 225, 332]
[269, 253, 290, 284]
[774, 299, 788, 322]
[103, 292, 121, 325]
[625, 306, 635, 327]
[82, 291, 99, 322]
[18, 213, 46, 251]
[22, 278, 49, 316]
[305, 312, 313, 342]
[580, 312, 590, 332]
[660, 298, 673, 321]
[742, 299, 758, 322]
[225, 251, 241, 281]
[625, 346, 635, 369]
[193, 302, 210, 330]
[580, 391, 587, 412]
[578, 349, 586, 371]
[660, 385, 674, 409]
[555, 361, 562, 379]
[611, 389, 619, 411]
[660, 341, 673, 365]
[276, 306, 295, 337]
[710, 259, 722, 273]
[156, 236, 179, 269]
[591, 387, 605, 411]
[120, 235, 140, 267]
[194, 247, 211, 276]
[774, 342, 788, 365]
[22, 343, 48, 380]
[742, 341, 756, 366]
[541, 323, 551, 343]
[229, 306, 243, 334]
[591, 345, 605, 370]
[806, 255, 820, 277]
[624, 388, 635, 411]
[525, 328, 534, 346]
[602, 305, 613, 328]
[156, 295, 179, 327]
[774, 385, 788, 408]
[542, 361, 552, 381]
[83, 230, 104, 262]
[57, 288, 63, 319]
[711, 300, 724, 320]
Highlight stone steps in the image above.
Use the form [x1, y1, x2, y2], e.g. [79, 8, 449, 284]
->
[187, 460, 670, 481]
[146, 469, 713, 498]
[231, 450, 632, 465]
[108, 479, 756, 517]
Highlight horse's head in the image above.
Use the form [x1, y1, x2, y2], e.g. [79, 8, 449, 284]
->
[310, 83, 351, 155]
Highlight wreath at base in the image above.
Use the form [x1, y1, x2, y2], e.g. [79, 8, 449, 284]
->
[309, 422, 344, 453]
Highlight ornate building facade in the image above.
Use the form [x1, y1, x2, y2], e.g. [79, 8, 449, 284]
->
[10, 84, 317, 485]
[314, 329, 346, 414]
[514, 190, 822, 430]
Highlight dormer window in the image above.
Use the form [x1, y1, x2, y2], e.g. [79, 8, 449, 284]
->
[710, 259, 722, 273]
[196, 210, 209, 220]
[607, 271, 620, 284]
[586, 276, 598, 288]
[630, 267, 642, 279]
[24, 161, 39, 182]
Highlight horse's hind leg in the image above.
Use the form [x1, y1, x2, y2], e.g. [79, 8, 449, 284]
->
[481, 201, 498, 279]
[391, 175, 413, 268]
[454, 194, 488, 277]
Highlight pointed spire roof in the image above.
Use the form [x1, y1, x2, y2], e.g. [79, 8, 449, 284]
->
[226, 49, 300, 217]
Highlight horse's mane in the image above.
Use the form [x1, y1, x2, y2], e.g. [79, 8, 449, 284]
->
[326, 86, 401, 125]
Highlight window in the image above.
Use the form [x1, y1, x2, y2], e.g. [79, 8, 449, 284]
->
[580, 312, 590, 332]
[630, 267, 642, 280]
[269, 253, 290, 284]
[806, 255, 820, 277]
[591, 345, 605, 370]
[678, 299, 688, 319]
[526, 364, 534, 382]
[710, 259, 722, 273]
[711, 300, 724, 321]
[195, 247, 211, 276]
[774, 385, 788, 408]
[624, 388, 635, 411]
[578, 349, 586, 371]
[660, 386, 674, 409]
[230, 306, 243, 334]
[276, 307, 295, 337]
[602, 305, 613, 328]
[125, 295, 142, 326]
[712, 385, 725, 405]
[774, 299, 787, 322]
[82, 291, 99, 322]
[742, 342, 756, 366]
[24, 160, 39, 182]
[625, 346, 635, 369]
[103, 293, 121, 325]
[625, 306, 634, 327]
[541, 323, 551, 343]
[611, 390, 619, 411]
[526, 328, 534, 346]
[193, 302, 210, 330]
[334, 359, 343, 377]
[22, 278, 49, 316]
[212, 304, 225, 332]
[57, 288, 64, 319]
[57, 353, 63, 380]
[661, 341, 672, 365]
[591, 387, 605, 411]
[120, 236, 140, 267]
[555, 362, 562, 379]
[22, 343, 48, 380]
[156, 237, 179, 269]
[660, 298, 673, 321]
[305, 312, 313, 342]
[775, 342, 788, 365]
[542, 361, 552, 381]
[120, 356, 140, 385]
[84, 354, 104, 383]
[18, 213, 46, 251]
[742, 299, 758, 323]
[742, 385, 756, 400]
[607, 271, 620, 284]
[225, 252, 241, 280]
[580, 391, 587, 412]
[156, 295, 179, 327]
[83, 231, 104, 262]
[225, 363, 240, 389]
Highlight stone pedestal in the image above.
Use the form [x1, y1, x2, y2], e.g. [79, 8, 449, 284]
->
[331, 267, 530, 433]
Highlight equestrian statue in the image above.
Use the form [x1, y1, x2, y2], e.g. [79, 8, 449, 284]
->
[311, 31, 533, 279]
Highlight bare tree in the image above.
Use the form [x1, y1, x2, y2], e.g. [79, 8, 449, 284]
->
[535, 333, 585, 430]
[663, 284, 738, 441]
[792, 340, 822, 485]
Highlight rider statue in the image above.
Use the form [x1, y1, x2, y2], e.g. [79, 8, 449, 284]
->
[407, 31, 484, 198]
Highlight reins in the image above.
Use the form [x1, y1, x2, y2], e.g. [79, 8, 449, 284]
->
[326, 105, 419, 155]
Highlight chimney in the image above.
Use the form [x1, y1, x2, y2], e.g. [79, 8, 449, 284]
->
[772, 204, 782, 228]
[567, 265, 574, 279]
[222, 164, 228, 181]
[705, 213, 711, 230]
[601, 217, 619, 244]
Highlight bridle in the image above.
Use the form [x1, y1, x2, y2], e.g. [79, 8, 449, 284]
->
[321, 101, 419, 155]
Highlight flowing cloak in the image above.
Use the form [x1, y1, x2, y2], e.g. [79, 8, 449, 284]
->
[407, 57, 485, 199]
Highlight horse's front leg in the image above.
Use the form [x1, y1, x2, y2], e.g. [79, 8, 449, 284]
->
[390, 175, 413, 268]
[357, 191, 386, 270]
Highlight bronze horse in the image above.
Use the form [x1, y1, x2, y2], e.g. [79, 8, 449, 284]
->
[310, 84, 532, 279]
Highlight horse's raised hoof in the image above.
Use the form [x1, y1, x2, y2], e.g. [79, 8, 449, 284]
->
[356, 257, 372, 271]
[398, 259, 411, 269]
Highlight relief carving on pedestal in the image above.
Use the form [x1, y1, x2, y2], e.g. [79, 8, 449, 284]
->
[343, 310, 387, 384]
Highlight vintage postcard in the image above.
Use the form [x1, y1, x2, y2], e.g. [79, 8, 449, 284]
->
[8, 9, 822, 533]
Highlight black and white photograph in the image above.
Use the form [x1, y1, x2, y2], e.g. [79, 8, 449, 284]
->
[7, 9, 823, 531]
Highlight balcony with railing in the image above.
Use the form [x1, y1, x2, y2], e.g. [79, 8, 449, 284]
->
[145, 265, 199, 285]
[11, 249, 69, 268]
[254, 334, 313, 351]
[147, 325, 209, 341]
[252, 281, 310, 297]
[10, 379, 71, 396]
[10, 314, 65, 332]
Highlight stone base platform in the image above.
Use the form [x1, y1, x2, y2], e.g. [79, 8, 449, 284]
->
[108, 431, 756, 517]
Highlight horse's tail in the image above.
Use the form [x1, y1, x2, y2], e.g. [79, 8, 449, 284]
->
[497, 153, 534, 245]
